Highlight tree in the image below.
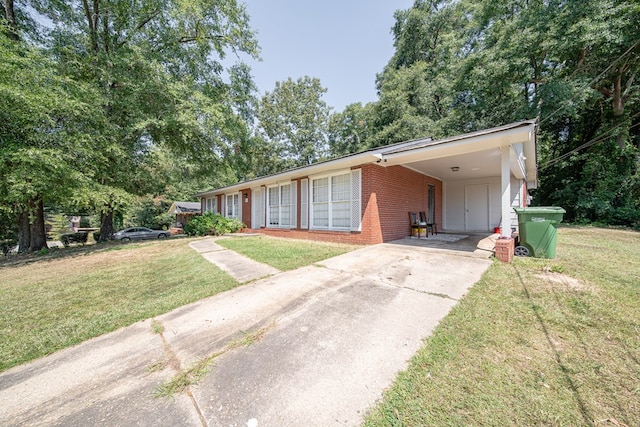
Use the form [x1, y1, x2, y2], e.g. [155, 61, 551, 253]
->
[35, 0, 259, 239]
[373, 0, 640, 225]
[258, 76, 332, 168]
[0, 33, 101, 251]
[328, 102, 375, 156]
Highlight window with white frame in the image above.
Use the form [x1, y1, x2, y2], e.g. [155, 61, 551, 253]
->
[205, 197, 217, 213]
[267, 183, 294, 227]
[267, 186, 279, 226]
[312, 177, 329, 228]
[225, 193, 239, 219]
[311, 171, 358, 231]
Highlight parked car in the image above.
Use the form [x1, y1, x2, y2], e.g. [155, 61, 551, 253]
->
[112, 227, 170, 242]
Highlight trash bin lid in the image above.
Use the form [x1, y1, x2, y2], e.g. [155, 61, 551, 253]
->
[513, 206, 566, 214]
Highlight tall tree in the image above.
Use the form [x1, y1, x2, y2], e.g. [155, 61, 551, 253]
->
[36, 0, 259, 239]
[373, 0, 640, 225]
[328, 102, 375, 156]
[0, 33, 101, 251]
[258, 76, 332, 168]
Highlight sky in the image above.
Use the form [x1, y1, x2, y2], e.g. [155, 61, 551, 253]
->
[234, 0, 415, 112]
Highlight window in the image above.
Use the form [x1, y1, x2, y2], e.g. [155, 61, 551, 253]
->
[268, 186, 279, 226]
[225, 193, 239, 219]
[312, 177, 329, 228]
[267, 182, 295, 228]
[205, 197, 217, 213]
[310, 170, 360, 231]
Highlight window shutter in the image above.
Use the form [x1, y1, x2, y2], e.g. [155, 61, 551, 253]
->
[350, 169, 362, 231]
[237, 192, 242, 221]
[300, 179, 308, 229]
[290, 180, 297, 228]
[260, 188, 266, 227]
[252, 188, 261, 229]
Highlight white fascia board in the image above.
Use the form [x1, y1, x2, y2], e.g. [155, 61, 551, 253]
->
[380, 124, 535, 166]
[194, 151, 382, 198]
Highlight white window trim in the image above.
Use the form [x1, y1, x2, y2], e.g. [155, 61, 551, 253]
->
[266, 181, 295, 229]
[225, 193, 240, 219]
[309, 169, 359, 232]
[300, 178, 309, 229]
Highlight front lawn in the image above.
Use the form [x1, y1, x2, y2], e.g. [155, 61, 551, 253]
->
[364, 227, 640, 426]
[0, 238, 238, 372]
[0, 235, 360, 373]
[216, 235, 360, 271]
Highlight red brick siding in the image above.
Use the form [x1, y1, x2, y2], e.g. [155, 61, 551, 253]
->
[240, 188, 252, 227]
[257, 228, 374, 245]
[361, 164, 442, 243]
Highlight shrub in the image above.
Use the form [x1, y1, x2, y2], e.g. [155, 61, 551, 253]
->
[60, 232, 88, 247]
[184, 212, 244, 236]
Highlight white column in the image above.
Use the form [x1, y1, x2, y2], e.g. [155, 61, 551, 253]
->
[501, 146, 512, 238]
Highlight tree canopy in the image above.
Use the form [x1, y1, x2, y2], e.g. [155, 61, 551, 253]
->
[1, 0, 260, 249]
[334, 0, 640, 225]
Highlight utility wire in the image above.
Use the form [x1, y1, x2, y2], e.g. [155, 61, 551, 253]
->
[537, 41, 640, 169]
[540, 112, 640, 169]
[539, 40, 640, 126]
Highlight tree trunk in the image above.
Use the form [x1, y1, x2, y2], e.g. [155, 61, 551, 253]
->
[612, 72, 626, 149]
[2, 0, 19, 41]
[28, 196, 48, 252]
[17, 206, 30, 253]
[99, 209, 114, 241]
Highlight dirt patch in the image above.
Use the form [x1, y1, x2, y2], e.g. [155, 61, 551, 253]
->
[534, 271, 595, 293]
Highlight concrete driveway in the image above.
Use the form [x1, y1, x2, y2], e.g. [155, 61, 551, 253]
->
[0, 242, 492, 427]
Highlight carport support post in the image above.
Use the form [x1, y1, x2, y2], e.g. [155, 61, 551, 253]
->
[500, 147, 512, 238]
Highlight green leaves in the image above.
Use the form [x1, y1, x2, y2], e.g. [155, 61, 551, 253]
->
[367, 0, 640, 225]
[258, 76, 332, 167]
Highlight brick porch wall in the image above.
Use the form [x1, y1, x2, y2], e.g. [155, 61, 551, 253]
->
[361, 164, 442, 242]
[240, 188, 252, 227]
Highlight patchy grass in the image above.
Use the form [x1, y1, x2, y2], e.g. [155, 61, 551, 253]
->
[364, 226, 640, 426]
[0, 238, 238, 372]
[155, 324, 274, 397]
[217, 235, 360, 271]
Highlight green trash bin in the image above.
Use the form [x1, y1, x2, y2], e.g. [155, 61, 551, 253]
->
[513, 207, 566, 258]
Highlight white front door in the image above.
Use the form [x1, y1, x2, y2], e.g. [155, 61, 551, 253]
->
[465, 184, 489, 231]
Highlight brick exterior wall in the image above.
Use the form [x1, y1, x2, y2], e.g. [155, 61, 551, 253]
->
[249, 164, 442, 245]
[361, 164, 442, 243]
[240, 188, 252, 227]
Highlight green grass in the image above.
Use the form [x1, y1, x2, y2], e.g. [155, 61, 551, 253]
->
[0, 238, 238, 372]
[0, 235, 359, 373]
[216, 235, 360, 271]
[363, 226, 640, 426]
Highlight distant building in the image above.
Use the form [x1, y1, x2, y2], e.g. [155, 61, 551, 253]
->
[167, 202, 201, 228]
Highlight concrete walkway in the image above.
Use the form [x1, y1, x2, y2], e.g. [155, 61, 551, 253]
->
[0, 240, 492, 427]
[188, 238, 280, 282]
